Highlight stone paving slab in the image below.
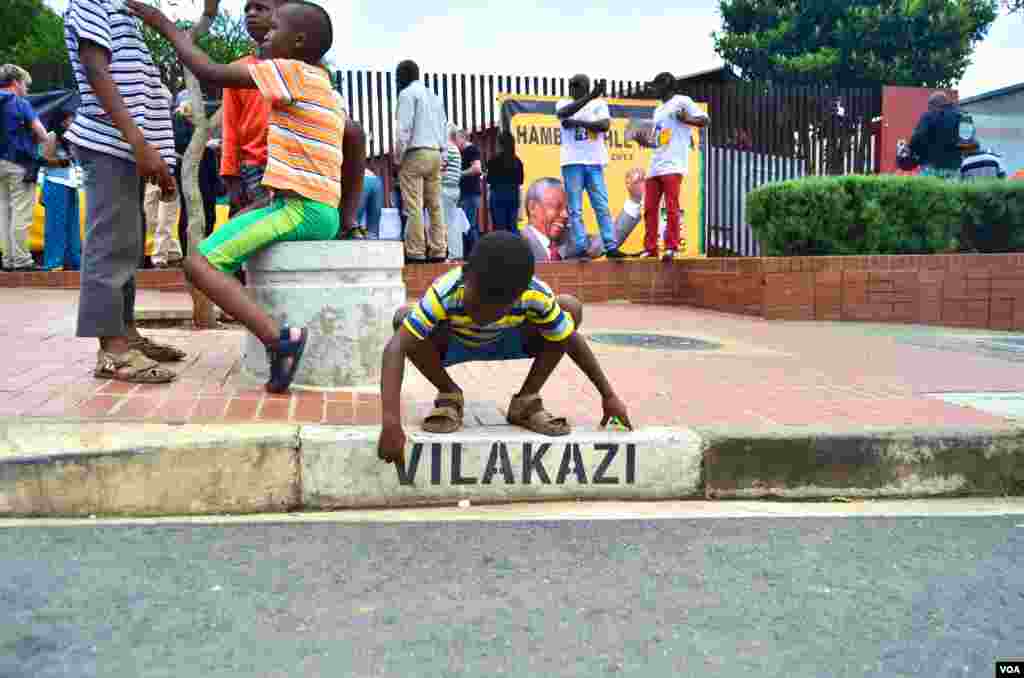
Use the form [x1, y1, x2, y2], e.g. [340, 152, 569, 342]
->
[4, 289, 1024, 432]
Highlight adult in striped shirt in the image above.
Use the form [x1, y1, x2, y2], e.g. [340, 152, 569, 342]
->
[441, 124, 463, 259]
[64, 0, 183, 384]
[378, 232, 633, 466]
[128, 0, 365, 393]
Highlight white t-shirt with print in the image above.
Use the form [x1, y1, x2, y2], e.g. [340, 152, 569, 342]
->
[555, 98, 610, 167]
[648, 95, 705, 178]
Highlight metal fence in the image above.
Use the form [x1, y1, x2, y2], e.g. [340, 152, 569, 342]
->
[627, 81, 883, 256]
[335, 70, 646, 159]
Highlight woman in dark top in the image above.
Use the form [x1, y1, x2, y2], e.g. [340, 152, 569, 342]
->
[486, 131, 524, 232]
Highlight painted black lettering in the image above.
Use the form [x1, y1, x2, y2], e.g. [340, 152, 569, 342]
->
[556, 444, 587, 484]
[528, 126, 540, 145]
[396, 443, 424, 486]
[482, 442, 515, 484]
[522, 443, 551, 484]
[431, 443, 443, 485]
[515, 126, 528, 145]
[450, 443, 477, 485]
[592, 443, 619, 484]
[555, 129, 562, 145]
[626, 444, 636, 484]
[540, 127, 552, 145]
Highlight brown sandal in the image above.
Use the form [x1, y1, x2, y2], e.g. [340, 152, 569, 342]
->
[506, 393, 571, 436]
[422, 392, 464, 434]
[127, 336, 187, 363]
[94, 349, 177, 384]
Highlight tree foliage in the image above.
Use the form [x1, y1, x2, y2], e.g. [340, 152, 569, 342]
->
[1006, 0, 1023, 11]
[141, 10, 251, 94]
[713, 0, 999, 87]
[0, 0, 71, 90]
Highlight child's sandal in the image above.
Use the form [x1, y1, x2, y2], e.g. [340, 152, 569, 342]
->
[422, 391, 464, 434]
[265, 326, 308, 394]
[506, 393, 571, 436]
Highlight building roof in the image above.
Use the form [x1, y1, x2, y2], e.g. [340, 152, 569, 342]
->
[674, 65, 739, 86]
[960, 82, 1024, 106]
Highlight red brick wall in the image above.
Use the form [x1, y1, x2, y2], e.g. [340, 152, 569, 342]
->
[675, 254, 1024, 330]
[0, 269, 185, 291]
[7, 254, 1024, 331]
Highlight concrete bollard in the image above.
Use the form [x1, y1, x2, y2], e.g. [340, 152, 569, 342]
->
[242, 241, 405, 389]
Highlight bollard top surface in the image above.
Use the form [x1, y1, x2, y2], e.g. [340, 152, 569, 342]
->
[246, 241, 405, 272]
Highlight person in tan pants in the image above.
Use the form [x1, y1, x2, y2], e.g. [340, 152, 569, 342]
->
[395, 60, 447, 263]
[143, 181, 183, 267]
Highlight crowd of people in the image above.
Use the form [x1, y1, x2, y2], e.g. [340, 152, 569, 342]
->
[12, 0, 638, 461]
[0, 0, 714, 455]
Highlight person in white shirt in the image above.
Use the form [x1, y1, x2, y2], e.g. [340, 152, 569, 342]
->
[637, 72, 708, 261]
[555, 74, 623, 260]
[395, 59, 448, 263]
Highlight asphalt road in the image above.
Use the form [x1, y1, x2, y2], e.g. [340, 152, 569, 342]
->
[1, 516, 1022, 678]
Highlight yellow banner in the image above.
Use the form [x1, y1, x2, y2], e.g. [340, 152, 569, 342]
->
[502, 95, 705, 257]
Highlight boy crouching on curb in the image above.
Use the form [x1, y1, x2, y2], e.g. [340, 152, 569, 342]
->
[377, 231, 633, 465]
[128, 0, 365, 393]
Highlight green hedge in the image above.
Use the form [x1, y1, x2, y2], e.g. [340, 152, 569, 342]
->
[747, 175, 1024, 256]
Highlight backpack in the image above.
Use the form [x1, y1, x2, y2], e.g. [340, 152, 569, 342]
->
[0, 94, 11, 160]
[956, 111, 977, 151]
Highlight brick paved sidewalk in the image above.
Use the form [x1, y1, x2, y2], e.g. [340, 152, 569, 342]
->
[3, 288, 1023, 430]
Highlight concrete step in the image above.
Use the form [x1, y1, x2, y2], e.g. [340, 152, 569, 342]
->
[1, 420, 1022, 517]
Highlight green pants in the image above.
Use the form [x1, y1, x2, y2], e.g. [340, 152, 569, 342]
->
[199, 195, 339, 273]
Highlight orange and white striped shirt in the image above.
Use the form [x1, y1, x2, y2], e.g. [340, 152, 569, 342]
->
[249, 59, 345, 207]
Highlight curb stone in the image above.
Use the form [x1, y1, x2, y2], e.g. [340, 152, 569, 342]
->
[697, 425, 1024, 499]
[0, 421, 1021, 517]
[0, 421, 301, 516]
[299, 425, 704, 509]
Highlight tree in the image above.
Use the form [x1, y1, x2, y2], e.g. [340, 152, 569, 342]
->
[1006, 0, 1023, 11]
[0, 0, 46, 60]
[713, 0, 999, 88]
[1, 1, 71, 91]
[163, 0, 226, 328]
[141, 9, 251, 94]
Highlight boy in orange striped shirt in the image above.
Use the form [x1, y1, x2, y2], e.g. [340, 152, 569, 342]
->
[128, 0, 365, 393]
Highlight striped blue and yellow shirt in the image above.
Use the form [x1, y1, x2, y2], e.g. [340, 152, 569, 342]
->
[404, 268, 575, 348]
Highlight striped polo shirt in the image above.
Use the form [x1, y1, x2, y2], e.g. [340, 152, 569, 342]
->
[249, 59, 346, 207]
[63, 0, 176, 167]
[443, 144, 462, 190]
[404, 267, 575, 348]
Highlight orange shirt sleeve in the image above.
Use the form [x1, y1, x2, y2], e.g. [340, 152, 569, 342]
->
[249, 59, 302, 107]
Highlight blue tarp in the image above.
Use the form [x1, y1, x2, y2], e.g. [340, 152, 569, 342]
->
[26, 90, 80, 128]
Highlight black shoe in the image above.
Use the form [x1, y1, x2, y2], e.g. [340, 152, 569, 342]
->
[426, 256, 448, 264]
[12, 265, 42, 272]
[605, 248, 628, 260]
[404, 256, 427, 266]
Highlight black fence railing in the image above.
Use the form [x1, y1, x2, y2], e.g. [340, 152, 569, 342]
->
[334, 70, 646, 161]
[626, 80, 883, 256]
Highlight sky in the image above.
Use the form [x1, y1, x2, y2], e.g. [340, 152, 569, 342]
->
[43, 0, 1023, 99]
